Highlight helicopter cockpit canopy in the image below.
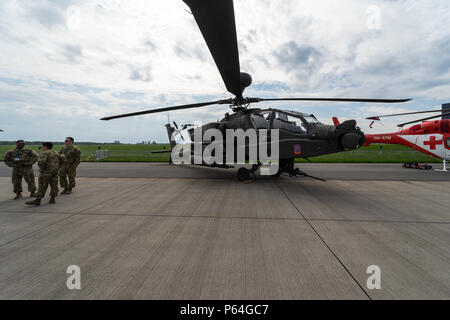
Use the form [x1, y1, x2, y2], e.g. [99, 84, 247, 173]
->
[251, 109, 322, 134]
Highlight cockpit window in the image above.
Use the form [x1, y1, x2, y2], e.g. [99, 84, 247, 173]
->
[276, 112, 288, 122]
[258, 109, 321, 134]
[251, 114, 269, 129]
[302, 114, 321, 125]
[272, 112, 305, 134]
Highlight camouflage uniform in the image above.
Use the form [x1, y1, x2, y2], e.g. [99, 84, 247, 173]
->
[36, 149, 59, 199]
[58, 145, 81, 190]
[3, 148, 38, 194]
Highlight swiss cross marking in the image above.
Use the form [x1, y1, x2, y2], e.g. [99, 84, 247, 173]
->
[423, 136, 443, 150]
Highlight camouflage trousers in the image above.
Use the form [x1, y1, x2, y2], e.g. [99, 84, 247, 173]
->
[59, 165, 77, 189]
[37, 172, 59, 199]
[12, 166, 36, 194]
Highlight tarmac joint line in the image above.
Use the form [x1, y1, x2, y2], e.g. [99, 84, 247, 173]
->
[275, 181, 373, 300]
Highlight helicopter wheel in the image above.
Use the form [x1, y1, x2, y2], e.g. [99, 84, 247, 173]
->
[237, 167, 250, 182]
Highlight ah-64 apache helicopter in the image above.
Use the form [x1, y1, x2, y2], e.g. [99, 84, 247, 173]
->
[102, 0, 410, 181]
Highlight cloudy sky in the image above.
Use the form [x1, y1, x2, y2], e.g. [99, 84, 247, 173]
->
[0, 0, 449, 143]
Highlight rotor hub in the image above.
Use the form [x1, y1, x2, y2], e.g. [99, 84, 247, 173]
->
[240, 72, 252, 90]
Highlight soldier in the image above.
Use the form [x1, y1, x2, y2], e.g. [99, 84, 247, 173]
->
[58, 137, 81, 194]
[26, 142, 59, 206]
[3, 140, 38, 199]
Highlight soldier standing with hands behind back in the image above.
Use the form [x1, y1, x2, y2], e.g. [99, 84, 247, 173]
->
[3, 140, 38, 199]
[58, 137, 81, 194]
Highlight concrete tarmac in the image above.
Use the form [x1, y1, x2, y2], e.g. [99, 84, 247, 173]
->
[0, 163, 449, 299]
[1, 162, 450, 180]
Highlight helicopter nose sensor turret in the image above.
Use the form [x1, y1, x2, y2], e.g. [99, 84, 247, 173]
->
[335, 120, 366, 150]
[341, 132, 364, 150]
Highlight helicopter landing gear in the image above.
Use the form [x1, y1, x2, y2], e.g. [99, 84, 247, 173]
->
[288, 167, 326, 182]
[237, 163, 262, 182]
[278, 159, 326, 182]
[435, 159, 449, 172]
[236, 161, 326, 182]
[237, 168, 250, 181]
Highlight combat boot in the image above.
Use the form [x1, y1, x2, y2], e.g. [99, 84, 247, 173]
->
[30, 191, 36, 197]
[25, 198, 41, 206]
[14, 193, 22, 200]
[49, 196, 56, 204]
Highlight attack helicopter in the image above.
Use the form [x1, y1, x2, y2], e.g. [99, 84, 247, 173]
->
[101, 0, 410, 181]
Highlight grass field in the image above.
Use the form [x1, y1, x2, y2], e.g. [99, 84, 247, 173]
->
[0, 143, 441, 163]
[0, 144, 171, 162]
[297, 144, 441, 163]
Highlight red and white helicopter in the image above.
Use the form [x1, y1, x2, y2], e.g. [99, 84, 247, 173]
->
[362, 109, 450, 172]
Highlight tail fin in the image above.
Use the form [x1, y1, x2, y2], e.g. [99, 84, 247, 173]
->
[332, 117, 340, 126]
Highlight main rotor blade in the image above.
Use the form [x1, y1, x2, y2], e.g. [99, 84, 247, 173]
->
[256, 98, 411, 104]
[100, 100, 231, 121]
[183, 0, 242, 97]
[398, 112, 450, 127]
[367, 109, 443, 120]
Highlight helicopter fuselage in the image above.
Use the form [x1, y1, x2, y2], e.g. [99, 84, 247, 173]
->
[169, 108, 365, 163]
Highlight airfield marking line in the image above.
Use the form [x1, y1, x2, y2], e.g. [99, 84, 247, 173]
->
[0, 211, 306, 221]
[305, 218, 450, 225]
[2, 176, 445, 182]
[1, 210, 449, 225]
[57, 177, 450, 182]
[275, 181, 373, 300]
